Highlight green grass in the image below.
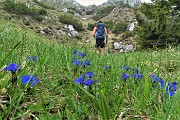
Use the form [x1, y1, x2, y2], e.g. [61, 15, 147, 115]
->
[0, 20, 179, 120]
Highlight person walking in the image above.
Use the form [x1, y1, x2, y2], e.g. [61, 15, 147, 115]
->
[93, 21, 108, 54]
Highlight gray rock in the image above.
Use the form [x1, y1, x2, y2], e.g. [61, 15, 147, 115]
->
[123, 44, 134, 52]
[114, 42, 123, 50]
[85, 40, 90, 43]
[40, 30, 45, 35]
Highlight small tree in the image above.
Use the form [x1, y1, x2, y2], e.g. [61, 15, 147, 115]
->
[112, 22, 128, 34]
[59, 14, 84, 32]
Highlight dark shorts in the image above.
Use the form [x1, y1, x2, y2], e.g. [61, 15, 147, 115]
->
[95, 39, 105, 48]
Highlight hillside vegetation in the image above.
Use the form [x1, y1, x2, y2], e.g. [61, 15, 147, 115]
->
[0, 0, 180, 119]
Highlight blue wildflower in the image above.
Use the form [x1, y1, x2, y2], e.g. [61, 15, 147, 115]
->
[28, 56, 37, 62]
[151, 75, 159, 82]
[151, 75, 165, 88]
[21, 74, 31, 84]
[103, 66, 111, 70]
[73, 58, 81, 66]
[84, 72, 97, 78]
[78, 52, 86, 57]
[132, 72, 143, 79]
[159, 79, 165, 88]
[74, 75, 85, 84]
[122, 73, 130, 81]
[83, 60, 91, 68]
[28, 56, 31, 61]
[166, 82, 178, 97]
[83, 79, 98, 86]
[21, 75, 40, 86]
[83, 60, 91, 66]
[74, 72, 98, 86]
[121, 65, 130, 71]
[169, 91, 175, 96]
[33, 56, 37, 62]
[73, 50, 77, 55]
[4, 63, 20, 72]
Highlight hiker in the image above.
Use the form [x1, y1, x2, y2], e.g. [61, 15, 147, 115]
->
[93, 21, 108, 54]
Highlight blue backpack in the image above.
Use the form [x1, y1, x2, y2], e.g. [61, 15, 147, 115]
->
[95, 23, 105, 40]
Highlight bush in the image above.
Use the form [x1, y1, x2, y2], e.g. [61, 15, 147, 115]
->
[67, 9, 75, 15]
[112, 22, 128, 34]
[104, 20, 113, 30]
[32, 15, 44, 22]
[92, 14, 107, 21]
[2, 0, 46, 22]
[39, 9, 48, 15]
[2, 0, 15, 12]
[59, 14, 83, 32]
[86, 10, 94, 15]
[14, 2, 29, 14]
[121, 31, 135, 40]
[33, 0, 54, 10]
[93, 5, 115, 21]
[87, 23, 97, 30]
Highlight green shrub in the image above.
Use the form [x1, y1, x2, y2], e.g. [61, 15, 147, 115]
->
[67, 9, 75, 15]
[33, 0, 54, 10]
[2, 0, 15, 12]
[39, 9, 48, 15]
[86, 10, 94, 15]
[87, 23, 97, 30]
[123, 31, 135, 38]
[112, 22, 128, 34]
[2, 0, 46, 22]
[59, 14, 83, 32]
[93, 5, 115, 21]
[92, 14, 107, 21]
[32, 15, 44, 22]
[104, 20, 113, 30]
[14, 2, 29, 14]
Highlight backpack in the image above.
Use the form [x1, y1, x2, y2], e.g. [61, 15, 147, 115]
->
[95, 23, 105, 40]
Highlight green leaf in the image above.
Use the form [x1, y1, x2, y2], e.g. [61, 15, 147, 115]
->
[29, 103, 44, 113]
[99, 90, 109, 120]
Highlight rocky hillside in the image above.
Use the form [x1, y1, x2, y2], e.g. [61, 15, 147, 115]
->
[0, 0, 138, 53]
[0, 0, 85, 41]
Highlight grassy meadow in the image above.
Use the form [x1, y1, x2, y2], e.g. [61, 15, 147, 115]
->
[0, 20, 180, 120]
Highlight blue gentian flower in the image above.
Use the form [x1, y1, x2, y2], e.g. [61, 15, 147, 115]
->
[151, 75, 159, 82]
[74, 72, 98, 86]
[83, 79, 98, 86]
[122, 73, 130, 81]
[169, 91, 175, 96]
[83, 60, 91, 66]
[73, 58, 81, 66]
[74, 75, 85, 84]
[28, 56, 31, 60]
[132, 73, 143, 79]
[73, 50, 77, 55]
[21, 75, 40, 86]
[28, 56, 37, 62]
[4, 63, 20, 72]
[78, 52, 86, 57]
[21, 75, 31, 84]
[151, 75, 165, 88]
[82, 60, 91, 68]
[121, 65, 130, 71]
[159, 79, 165, 88]
[33, 56, 37, 62]
[103, 66, 111, 70]
[84, 72, 97, 78]
[166, 82, 178, 97]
